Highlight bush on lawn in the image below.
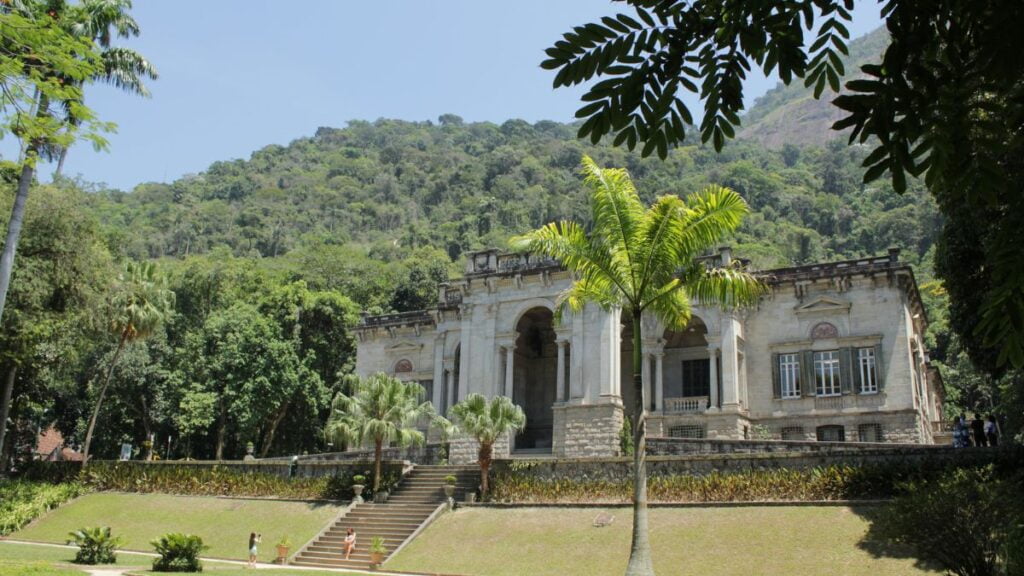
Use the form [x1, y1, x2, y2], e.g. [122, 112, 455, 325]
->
[70, 526, 121, 565]
[0, 480, 86, 535]
[152, 532, 207, 573]
[869, 466, 1024, 576]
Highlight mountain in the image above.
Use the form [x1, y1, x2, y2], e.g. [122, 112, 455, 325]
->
[738, 27, 889, 148]
[84, 110, 940, 313]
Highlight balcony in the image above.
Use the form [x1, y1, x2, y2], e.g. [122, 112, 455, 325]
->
[663, 396, 709, 414]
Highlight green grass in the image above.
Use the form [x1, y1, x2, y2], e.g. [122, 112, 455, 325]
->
[0, 541, 156, 575]
[388, 506, 942, 576]
[127, 569, 363, 576]
[13, 492, 343, 564]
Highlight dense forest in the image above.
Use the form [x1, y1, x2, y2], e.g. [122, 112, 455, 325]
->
[1, 28, 1013, 462]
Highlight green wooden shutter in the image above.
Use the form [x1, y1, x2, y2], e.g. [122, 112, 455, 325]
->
[801, 350, 816, 397]
[771, 353, 781, 399]
[852, 348, 864, 394]
[839, 347, 853, 394]
[874, 342, 885, 390]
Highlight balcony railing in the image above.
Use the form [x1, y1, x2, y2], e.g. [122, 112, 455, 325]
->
[811, 393, 886, 411]
[663, 396, 709, 414]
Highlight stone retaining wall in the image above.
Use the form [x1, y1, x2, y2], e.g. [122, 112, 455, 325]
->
[492, 446, 1008, 482]
[645, 436, 948, 456]
[87, 458, 407, 479]
[259, 443, 446, 465]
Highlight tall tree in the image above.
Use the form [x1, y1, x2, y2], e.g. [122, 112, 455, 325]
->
[54, 0, 157, 177]
[0, 3, 106, 329]
[511, 156, 763, 576]
[544, 0, 1024, 371]
[325, 372, 447, 493]
[81, 260, 174, 465]
[448, 394, 526, 498]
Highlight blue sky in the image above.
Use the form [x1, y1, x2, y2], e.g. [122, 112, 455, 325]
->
[22, 1, 882, 191]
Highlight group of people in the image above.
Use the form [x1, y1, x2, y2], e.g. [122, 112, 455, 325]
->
[952, 413, 999, 448]
[246, 528, 357, 567]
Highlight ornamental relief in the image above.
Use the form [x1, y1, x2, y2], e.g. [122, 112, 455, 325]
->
[810, 322, 839, 340]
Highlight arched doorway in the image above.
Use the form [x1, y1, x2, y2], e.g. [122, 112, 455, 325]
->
[513, 307, 556, 451]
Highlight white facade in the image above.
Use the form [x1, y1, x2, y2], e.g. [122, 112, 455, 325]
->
[355, 248, 942, 458]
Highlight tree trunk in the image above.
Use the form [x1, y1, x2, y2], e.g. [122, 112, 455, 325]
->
[0, 366, 17, 472]
[139, 394, 153, 461]
[81, 334, 128, 467]
[625, 309, 655, 576]
[478, 441, 492, 498]
[259, 399, 290, 458]
[0, 162, 35, 327]
[54, 146, 69, 179]
[373, 438, 383, 493]
[215, 400, 227, 461]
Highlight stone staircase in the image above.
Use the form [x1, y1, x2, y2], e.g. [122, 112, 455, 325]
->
[291, 465, 478, 570]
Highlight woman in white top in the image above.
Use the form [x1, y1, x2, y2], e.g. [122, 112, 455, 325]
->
[343, 528, 356, 560]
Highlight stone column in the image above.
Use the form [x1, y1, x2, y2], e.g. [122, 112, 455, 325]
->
[432, 335, 445, 411]
[641, 352, 652, 411]
[655, 352, 664, 412]
[504, 345, 515, 398]
[445, 363, 455, 414]
[720, 316, 741, 410]
[707, 344, 720, 411]
[556, 340, 568, 402]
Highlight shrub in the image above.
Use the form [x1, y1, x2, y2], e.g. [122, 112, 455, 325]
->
[619, 418, 634, 456]
[151, 532, 207, 573]
[870, 466, 1024, 576]
[0, 480, 85, 535]
[69, 526, 120, 565]
[352, 474, 366, 485]
[444, 475, 457, 485]
[370, 536, 387, 554]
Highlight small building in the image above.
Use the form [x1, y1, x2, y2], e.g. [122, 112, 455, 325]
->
[355, 248, 942, 458]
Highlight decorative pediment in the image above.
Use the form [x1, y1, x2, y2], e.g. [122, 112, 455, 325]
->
[386, 341, 423, 353]
[793, 296, 851, 315]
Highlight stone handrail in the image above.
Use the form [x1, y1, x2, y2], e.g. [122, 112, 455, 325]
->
[663, 396, 708, 414]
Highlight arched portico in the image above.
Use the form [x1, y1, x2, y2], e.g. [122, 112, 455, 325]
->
[512, 307, 557, 451]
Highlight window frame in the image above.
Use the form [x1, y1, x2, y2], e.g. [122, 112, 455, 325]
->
[813, 350, 842, 397]
[778, 353, 801, 399]
[857, 347, 878, 394]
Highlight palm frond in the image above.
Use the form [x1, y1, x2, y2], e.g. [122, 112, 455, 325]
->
[683, 264, 766, 310]
[677, 185, 750, 260]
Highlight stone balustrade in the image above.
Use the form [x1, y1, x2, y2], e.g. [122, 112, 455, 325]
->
[663, 396, 708, 414]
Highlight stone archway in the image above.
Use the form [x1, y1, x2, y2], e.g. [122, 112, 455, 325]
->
[663, 316, 713, 412]
[513, 307, 557, 451]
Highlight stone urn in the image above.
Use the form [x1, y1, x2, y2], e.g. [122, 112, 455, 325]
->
[352, 484, 365, 502]
[443, 484, 455, 498]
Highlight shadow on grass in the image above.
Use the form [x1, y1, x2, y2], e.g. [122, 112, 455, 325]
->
[847, 504, 944, 574]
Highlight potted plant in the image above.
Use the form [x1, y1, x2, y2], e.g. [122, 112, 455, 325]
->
[351, 474, 366, 502]
[443, 475, 457, 498]
[369, 536, 386, 567]
[275, 535, 292, 564]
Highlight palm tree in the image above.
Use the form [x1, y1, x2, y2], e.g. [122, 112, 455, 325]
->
[54, 0, 157, 177]
[81, 261, 174, 465]
[449, 394, 526, 499]
[510, 156, 764, 576]
[325, 372, 449, 493]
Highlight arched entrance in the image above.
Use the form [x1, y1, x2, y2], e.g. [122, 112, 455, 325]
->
[513, 307, 556, 451]
[663, 317, 713, 412]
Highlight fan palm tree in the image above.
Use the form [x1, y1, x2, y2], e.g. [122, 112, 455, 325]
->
[325, 372, 449, 493]
[81, 261, 174, 465]
[449, 394, 526, 498]
[53, 0, 157, 177]
[510, 156, 764, 576]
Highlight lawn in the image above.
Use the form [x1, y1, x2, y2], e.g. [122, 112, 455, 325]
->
[0, 541, 156, 575]
[13, 492, 343, 564]
[387, 506, 941, 576]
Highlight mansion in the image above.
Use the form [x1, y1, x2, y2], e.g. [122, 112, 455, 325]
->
[355, 247, 943, 459]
